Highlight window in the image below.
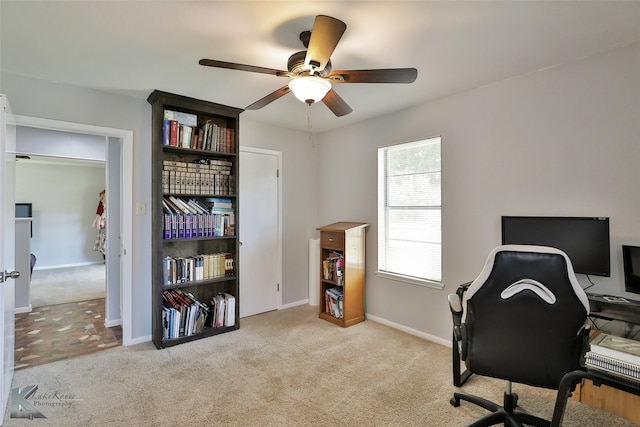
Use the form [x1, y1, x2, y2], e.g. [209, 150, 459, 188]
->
[377, 137, 442, 286]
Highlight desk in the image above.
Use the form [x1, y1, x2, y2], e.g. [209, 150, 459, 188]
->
[586, 292, 640, 325]
[552, 369, 640, 427]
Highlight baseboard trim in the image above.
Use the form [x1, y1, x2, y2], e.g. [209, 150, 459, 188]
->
[34, 261, 105, 271]
[280, 299, 309, 310]
[366, 313, 451, 348]
[128, 334, 152, 346]
[104, 318, 121, 328]
[15, 305, 32, 314]
[278, 302, 451, 347]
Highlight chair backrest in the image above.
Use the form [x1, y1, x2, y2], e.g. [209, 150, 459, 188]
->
[463, 245, 590, 389]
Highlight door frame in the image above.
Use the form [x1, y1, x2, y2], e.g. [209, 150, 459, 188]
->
[13, 114, 134, 346]
[239, 146, 283, 312]
[1, 94, 16, 422]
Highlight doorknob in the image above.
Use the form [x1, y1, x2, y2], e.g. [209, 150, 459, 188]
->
[0, 270, 20, 283]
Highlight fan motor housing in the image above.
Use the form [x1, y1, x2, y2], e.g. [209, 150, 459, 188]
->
[287, 50, 331, 76]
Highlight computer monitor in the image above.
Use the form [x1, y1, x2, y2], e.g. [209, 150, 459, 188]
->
[501, 216, 610, 277]
[15, 203, 33, 237]
[623, 245, 640, 294]
[15, 203, 32, 218]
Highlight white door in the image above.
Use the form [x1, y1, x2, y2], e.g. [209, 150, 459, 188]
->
[239, 148, 280, 318]
[0, 94, 17, 421]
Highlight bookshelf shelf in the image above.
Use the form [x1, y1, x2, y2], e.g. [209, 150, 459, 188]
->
[317, 222, 368, 327]
[148, 90, 243, 349]
[162, 276, 238, 290]
[163, 235, 237, 243]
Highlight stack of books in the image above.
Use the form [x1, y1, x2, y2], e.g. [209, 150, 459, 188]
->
[585, 333, 640, 384]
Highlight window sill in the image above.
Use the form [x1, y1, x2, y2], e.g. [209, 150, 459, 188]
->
[375, 270, 444, 290]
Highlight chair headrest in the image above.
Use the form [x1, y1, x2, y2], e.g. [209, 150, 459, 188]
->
[466, 245, 590, 313]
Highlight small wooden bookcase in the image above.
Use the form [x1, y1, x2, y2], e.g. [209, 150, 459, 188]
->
[317, 222, 368, 327]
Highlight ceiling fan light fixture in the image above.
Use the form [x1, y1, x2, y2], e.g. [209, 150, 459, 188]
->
[288, 76, 331, 105]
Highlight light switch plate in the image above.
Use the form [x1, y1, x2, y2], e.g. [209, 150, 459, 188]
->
[135, 202, 145, 215]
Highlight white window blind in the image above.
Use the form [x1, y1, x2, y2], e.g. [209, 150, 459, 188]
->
[377, 137, 442, 284]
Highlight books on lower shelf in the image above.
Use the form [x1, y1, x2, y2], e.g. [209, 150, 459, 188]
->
[325, 287, 344, 319]
[162, 290, 236, 340]
[212, 293, 236, 328]
[162, 289, 209, 339]
[585, 333, 640, 383]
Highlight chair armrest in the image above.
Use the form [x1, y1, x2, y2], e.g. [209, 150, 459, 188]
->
[449, 293, 462, 314]
[577, 323, 591, 364]
[448, 293, 463, 329]
[448, 292, 469, 378]
[448, 293, 466, 359]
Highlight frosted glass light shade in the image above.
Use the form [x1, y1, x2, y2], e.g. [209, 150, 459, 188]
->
[288, 76, 331, 104]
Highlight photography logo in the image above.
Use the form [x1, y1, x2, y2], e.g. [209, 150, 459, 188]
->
[11, 385, 46, 419]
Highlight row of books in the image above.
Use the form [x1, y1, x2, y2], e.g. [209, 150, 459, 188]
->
[163, 159, 234, 196]
[162, 290, 236, 340]
[163, 196, 235, 239]
[162, 289, 210, 339]
[163, 110, 235, 153]
[325, 287, 344, 319]
[585, 333, 640, 383]
[323, 252, 345, 285]
[163, 252, 234, 285]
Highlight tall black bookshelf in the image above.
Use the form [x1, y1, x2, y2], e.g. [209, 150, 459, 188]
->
[147, 90, 243, 349]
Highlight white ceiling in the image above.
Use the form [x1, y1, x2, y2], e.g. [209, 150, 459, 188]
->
[2, 1, 640, 133]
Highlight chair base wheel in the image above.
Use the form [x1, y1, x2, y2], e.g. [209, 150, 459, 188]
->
[450, 396, 460, 407]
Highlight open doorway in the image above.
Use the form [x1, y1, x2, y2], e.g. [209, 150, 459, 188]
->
[12, 115, 133, 350]
[15, 154, 107, 308]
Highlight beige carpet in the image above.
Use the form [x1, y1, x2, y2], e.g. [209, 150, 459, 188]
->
[29, 264, 106, 308]
[4, 304, 637, 426]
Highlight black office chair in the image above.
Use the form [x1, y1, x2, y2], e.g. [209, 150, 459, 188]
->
[448, 245, 591, 427]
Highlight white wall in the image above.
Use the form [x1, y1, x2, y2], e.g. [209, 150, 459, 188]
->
[317, 42, 640, 342]
[17, 127, 106, 161]
[15, 159, 105, 268]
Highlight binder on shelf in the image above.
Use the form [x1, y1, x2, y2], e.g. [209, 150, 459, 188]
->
[224, 293, 236, 327]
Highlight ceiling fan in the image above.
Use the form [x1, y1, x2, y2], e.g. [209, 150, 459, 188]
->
[199, 15, 418, 117]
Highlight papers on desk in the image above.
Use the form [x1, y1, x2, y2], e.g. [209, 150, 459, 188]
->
[585, 333, 640, 383]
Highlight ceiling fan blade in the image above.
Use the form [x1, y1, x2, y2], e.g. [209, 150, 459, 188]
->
[330, 68, 418, 83]
[245, 86, 291, 110]
[305, 15, 347, 72]
[322, 89, 352, 117]
[199, 59, 286, 76]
